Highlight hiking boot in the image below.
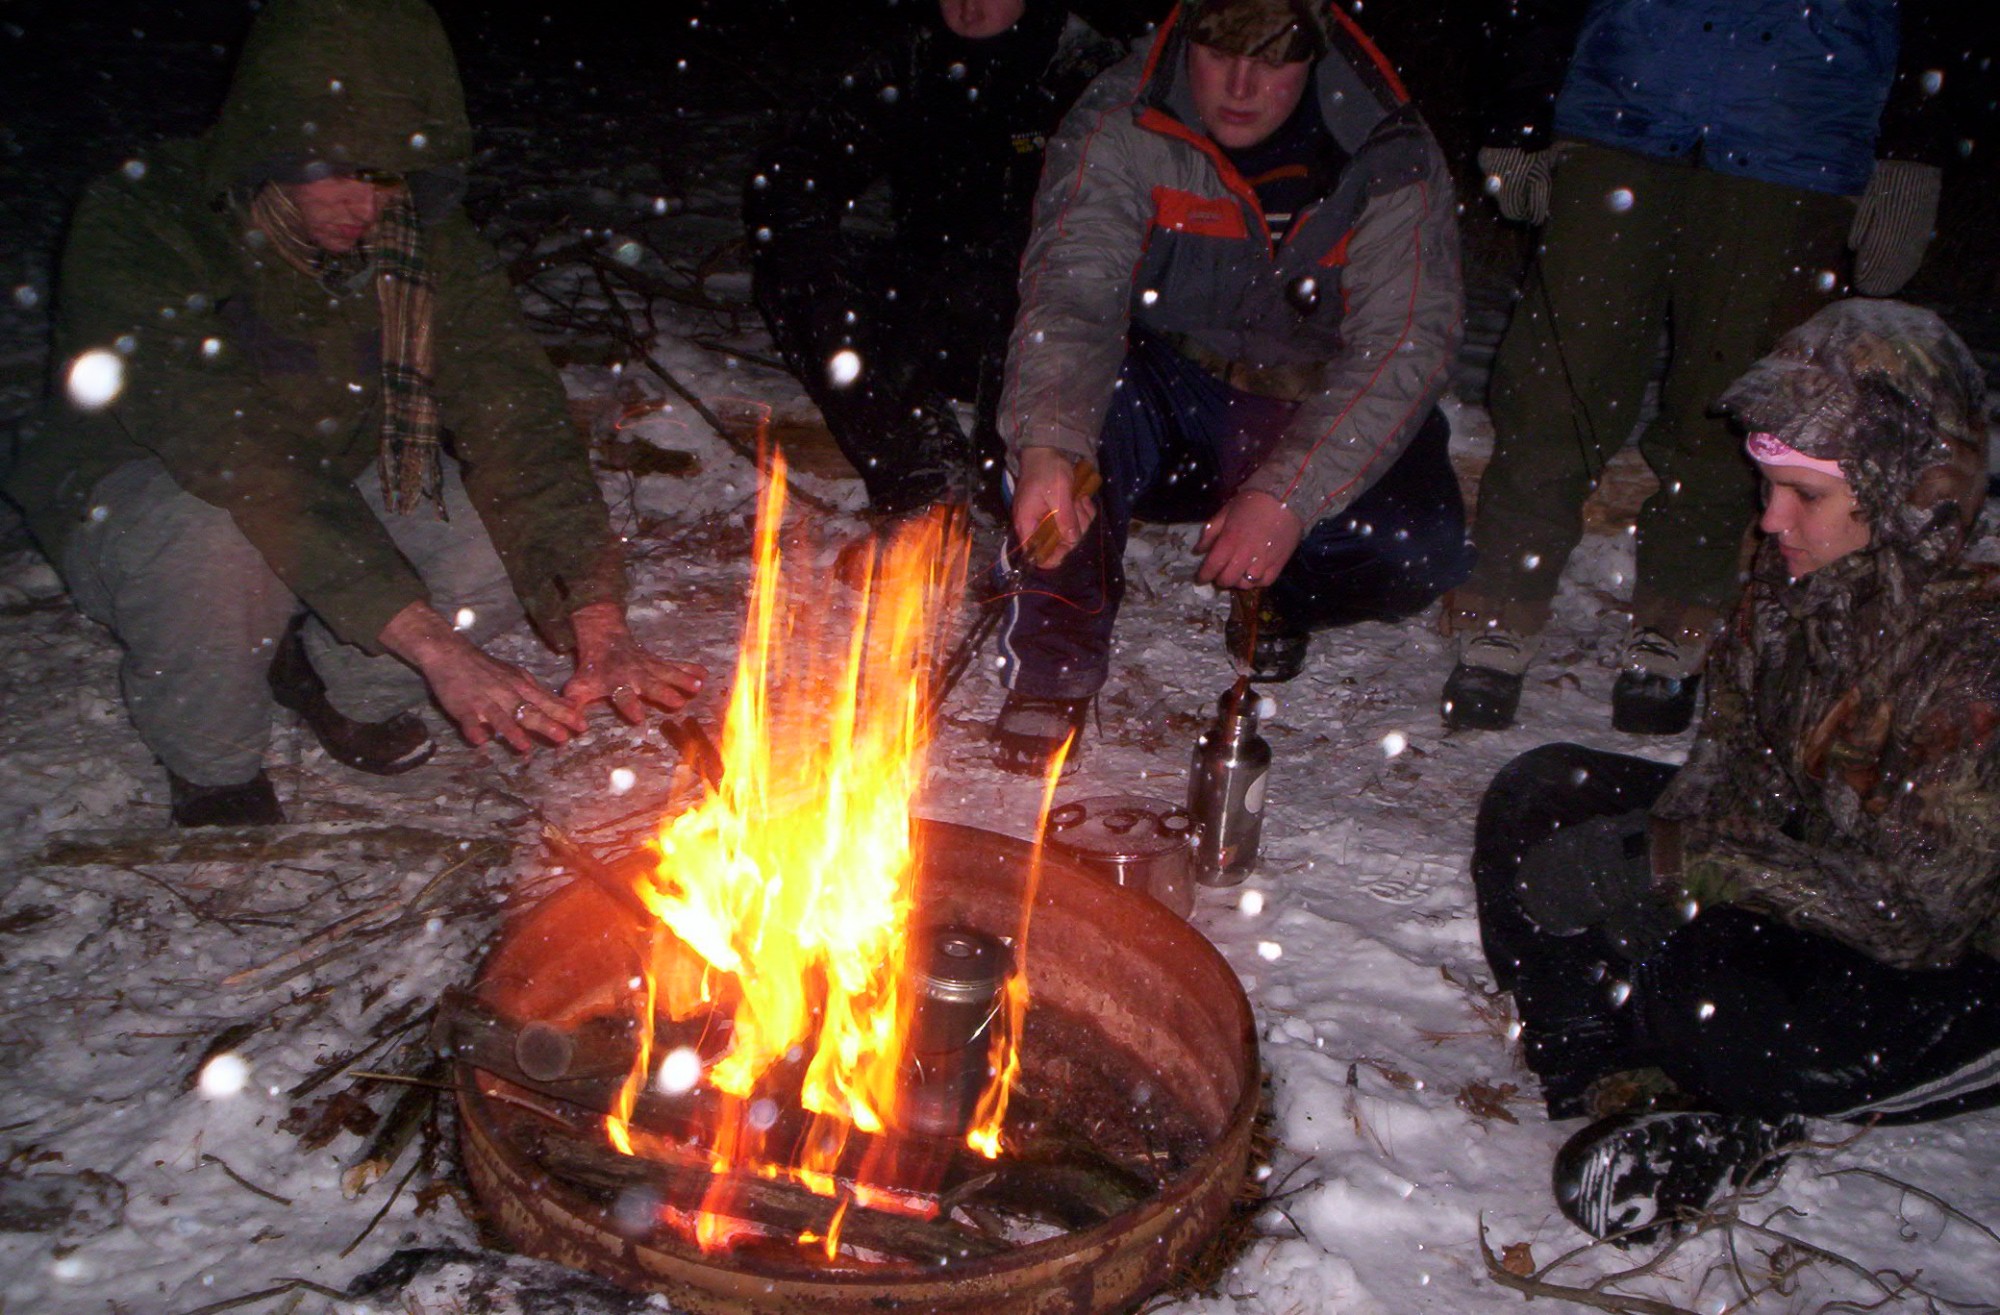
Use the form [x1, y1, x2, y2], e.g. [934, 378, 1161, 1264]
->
[1582, 1067, 1694, 1120]
[993, 693, 1089, 777]
[1225, 591, 1309, 683]
[1441, 626, 1539, 730]
[1611, 626, 1704, 736]
[169, 769, 285, 827]
[268, 623, 436, 776]
[1552, 1110, 1806, 1247]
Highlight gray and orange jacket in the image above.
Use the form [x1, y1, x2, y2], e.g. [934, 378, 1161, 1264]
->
[999, 2, 1462, 527]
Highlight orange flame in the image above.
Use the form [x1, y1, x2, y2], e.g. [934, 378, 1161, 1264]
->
[610, 451, 981, 1252]
[965, 731, 1072, 1158]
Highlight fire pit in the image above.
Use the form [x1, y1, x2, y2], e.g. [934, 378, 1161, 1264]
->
[455, 818, 1259, 1313]
[448, 466, 1257, 1311]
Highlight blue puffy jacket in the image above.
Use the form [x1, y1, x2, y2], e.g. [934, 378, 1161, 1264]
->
[1552, 0, 1898, 196]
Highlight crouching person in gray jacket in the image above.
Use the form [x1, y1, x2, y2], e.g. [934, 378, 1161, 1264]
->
[992, 0, 1469, 775]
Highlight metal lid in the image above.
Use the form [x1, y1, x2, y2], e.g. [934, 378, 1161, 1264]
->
[1043, 795, 1195, 862]
[914, 926, 1007, 1006]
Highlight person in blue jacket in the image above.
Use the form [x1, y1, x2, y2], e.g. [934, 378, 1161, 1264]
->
[1438, 0, 1953, 736]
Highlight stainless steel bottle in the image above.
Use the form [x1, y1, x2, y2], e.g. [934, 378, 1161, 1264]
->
[900, 925, 1008, 1137]
[1187, 685, 1271, 886]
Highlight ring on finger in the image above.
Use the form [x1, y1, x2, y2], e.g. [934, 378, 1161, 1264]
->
[513, 701, 530, 721]
[612, 685, 632, 699]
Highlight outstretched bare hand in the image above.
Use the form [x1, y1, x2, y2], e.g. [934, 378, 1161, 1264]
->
[378, 601, 585, 753]
[561, 601, 706, 723]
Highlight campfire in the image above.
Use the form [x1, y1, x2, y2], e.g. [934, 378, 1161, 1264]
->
[451, 457, 1259, 1312]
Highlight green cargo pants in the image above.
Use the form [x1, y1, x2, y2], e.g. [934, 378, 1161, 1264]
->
[1459, 140, 1852, 634]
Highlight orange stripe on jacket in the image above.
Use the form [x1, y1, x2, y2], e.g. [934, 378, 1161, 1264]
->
[1150, 187, 1249, 239]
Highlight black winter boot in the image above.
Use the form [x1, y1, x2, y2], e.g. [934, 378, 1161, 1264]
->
[1225, 591, 1309, 683]
[992, 693, 1088, 777]
[268, 622, 435, 776]
[1552, 1110, 1805, 1247]
[168, 769, 284, 827]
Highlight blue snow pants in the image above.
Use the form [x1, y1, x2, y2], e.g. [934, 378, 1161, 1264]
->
[996, 330, 1474, 699]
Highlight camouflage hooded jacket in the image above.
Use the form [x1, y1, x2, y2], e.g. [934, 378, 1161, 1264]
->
[1651, 300, 2000, 970]
[5, 0, 619, 653]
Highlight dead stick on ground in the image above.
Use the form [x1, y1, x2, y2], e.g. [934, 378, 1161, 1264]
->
[1820, 1166, 2000, 1248]
[342, 1056, 447, 1199]
[340, 1154, 426, 1260]
[223, 896, 403, 988]
[1478, 1217, 1698, 1315]
[199, 1153, 293, 1206]
[172, 1278, 350, 1315]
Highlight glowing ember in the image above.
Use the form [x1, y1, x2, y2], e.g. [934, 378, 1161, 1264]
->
[601, 452, 1069, 1255]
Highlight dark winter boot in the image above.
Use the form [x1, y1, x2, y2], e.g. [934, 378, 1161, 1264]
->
[1581, 1067, 1694, 1120]
[1225, 590, 1310, 683]
[1611, 626, 1703, 735]
[993, 693, 1089, 777]
[169, 769, 285, 828]
[1552, 1110, 1806, 1247]
[268, 622, 435, 776]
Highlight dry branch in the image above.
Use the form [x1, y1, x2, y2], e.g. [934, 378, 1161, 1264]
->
[341, 1056, 446, 1199]
[37, 822, 507, 870]
[1478, 1216, 1700, 1315]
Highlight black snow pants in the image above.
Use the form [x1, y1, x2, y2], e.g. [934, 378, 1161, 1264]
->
[1473, 743, 2000, 1124]
[752, 234, 1014, 517]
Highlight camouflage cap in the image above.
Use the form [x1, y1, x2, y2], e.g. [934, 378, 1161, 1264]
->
[1717, 299, 1985, 466]
[1182, 0, 1330, 63]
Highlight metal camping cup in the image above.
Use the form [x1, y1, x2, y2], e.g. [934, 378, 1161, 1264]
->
[1042, 795, 1196, 918]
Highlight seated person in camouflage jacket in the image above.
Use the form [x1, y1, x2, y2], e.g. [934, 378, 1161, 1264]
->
[4, 0, 704, 826]
[1471, 300, 2000, 1247]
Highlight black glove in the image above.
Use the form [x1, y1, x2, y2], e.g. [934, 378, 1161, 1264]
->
[1514, 809, 1678, 954]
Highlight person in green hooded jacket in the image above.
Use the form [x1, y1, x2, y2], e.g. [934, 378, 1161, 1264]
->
[4, 0, 704, 826]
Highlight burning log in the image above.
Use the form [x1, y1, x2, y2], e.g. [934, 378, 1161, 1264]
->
[436, 989, 1153, 1249]
[512, 1124, 1008, 1265]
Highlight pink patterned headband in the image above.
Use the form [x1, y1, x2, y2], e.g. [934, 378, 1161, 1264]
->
[1744, 431, 1845, 480]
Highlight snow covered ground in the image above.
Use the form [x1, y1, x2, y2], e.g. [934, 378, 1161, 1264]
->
[3, 10, 1998, 1315]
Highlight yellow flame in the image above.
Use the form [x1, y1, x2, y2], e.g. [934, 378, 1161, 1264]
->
[615, 451, 973, 1249]
[965, 729, 1073, 1158]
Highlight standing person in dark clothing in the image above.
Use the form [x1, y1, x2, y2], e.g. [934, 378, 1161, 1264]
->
[991, 0, 1469, 774]
[1441, 0, 1955, 736]
[3, 0, 705, 827]
[744, 0, 1121, 525]
[1470, 301, 1999, 1246]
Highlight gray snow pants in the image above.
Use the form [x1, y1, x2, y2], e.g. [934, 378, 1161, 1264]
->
[63, 457, 523, 786]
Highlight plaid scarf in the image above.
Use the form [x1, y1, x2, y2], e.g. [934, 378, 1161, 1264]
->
[250, 182, 445, 517]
